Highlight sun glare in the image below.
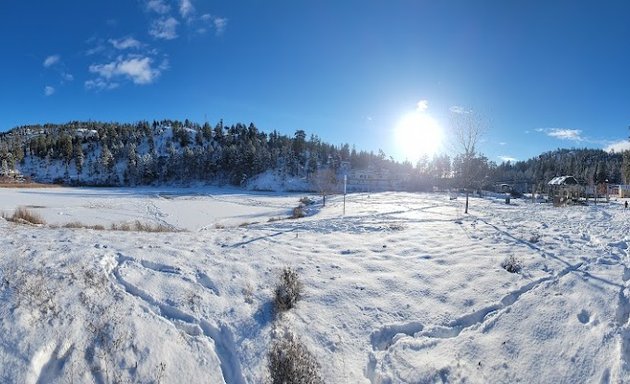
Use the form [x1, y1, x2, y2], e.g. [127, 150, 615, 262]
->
[395, 112, 443, 162]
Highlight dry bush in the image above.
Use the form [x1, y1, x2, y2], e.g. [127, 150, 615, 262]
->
[4, 207, 46, 225]
[291, 206, 305, 219]
[274, 267, 303, 314]
[267, 331, 323, 384]
[501, 255, 522, 273]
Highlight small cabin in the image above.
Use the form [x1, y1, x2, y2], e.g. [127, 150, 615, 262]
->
[548, 176, 583, 206]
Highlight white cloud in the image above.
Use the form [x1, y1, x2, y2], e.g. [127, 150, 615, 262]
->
[43, 55, 60, 67]
[416, 100, 428, 112]
[149, 17, 179, 40]
[89, 56, 161, 86]
[546, 128, 584, 141]
[213, 17, 228, 35]
[449, 105, 470, 114]
[62, 72, 74, 82]
[180, 0, 195, 20]
[200, 14, 228, 36]
[44, 86, 55, 96]
[499, 142, 507, 146]
[109, 37, 141, 50]
[146, 0, 170, 14]
[499, 156, 517, 163]
[85, 78, 119, 91]
[604, 140, 630, 153]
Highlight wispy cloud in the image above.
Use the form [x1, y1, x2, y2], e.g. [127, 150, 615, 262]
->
[149, 17, 179, 40]
[535, 127, 584, 141]
[44, 86, 55, 96]
[544, 128, 584, 141]
[146, 0, 170, 14]
[449, 105, 470, 114]
[109, 37, 141, 50]
[498, 142, 507, 146]
[87, 55, 162, 89]
[61, 72, 74, 82]
[43, 55, 60, 67]
[85, 78, 120, 91]
[213, 17, 227, 35]
[499, 155, 517, 163]
[604, 140, 630, 153]
[200, 14, 228, 36]
[180, 0, 195, 20]
[416, 99, 428, 112]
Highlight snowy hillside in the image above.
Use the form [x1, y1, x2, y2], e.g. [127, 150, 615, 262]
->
[0, 121, 410, 191]
[1, 188, 630, 383]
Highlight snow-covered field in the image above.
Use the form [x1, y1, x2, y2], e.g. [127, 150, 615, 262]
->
[1, 187, 630, 383]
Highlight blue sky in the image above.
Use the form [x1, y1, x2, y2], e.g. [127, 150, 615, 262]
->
[1, 0, 629, 164]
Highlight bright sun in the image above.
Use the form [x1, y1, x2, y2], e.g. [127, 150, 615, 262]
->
[395, 112, 443, 161]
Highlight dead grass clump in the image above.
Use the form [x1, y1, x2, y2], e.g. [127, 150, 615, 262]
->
[111, 221, 177, 232]
[61, 222, 106, 230]
[3, 207, 46, 225]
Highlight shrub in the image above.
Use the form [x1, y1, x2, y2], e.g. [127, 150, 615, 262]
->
[291, 206, 305, 219]
[267, 331, 323, 384]
[529, 233, 540, 243]
[501, 255, 522, 273]
[4, 207, 46, 225]
[274, 267, 303, 314]
[299, 197, 314, 206]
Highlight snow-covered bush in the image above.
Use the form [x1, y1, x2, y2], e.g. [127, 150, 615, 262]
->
[267, 331, 323, 384]
[274, 267, 303, 314]
[501, 255, 522, 273]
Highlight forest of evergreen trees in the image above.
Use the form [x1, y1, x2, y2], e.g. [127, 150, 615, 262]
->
[0, 120, 628, 192]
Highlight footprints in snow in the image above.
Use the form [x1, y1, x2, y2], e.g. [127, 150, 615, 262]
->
[111, 253, 243, 384]
[370, 262, 584, 352]
[29, 342, 74, 384]
[370, 322, 424, 351]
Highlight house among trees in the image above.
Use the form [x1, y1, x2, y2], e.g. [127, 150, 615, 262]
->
[616, 185, 630, 198]
[547, 176, 583, 206]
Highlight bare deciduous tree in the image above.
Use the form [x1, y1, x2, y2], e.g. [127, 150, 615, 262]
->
[449, 109, 489, 214]
[312, 168, 337, 207]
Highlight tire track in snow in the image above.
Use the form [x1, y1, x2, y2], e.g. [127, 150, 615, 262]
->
[111, 253, 244, 384]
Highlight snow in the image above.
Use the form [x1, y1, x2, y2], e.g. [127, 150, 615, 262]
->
[1, 187, 630, 383]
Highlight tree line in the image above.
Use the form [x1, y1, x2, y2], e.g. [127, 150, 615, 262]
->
[0, 119, 627, 192]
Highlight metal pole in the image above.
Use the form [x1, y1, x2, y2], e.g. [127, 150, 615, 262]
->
[343, 175, 347, 215]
